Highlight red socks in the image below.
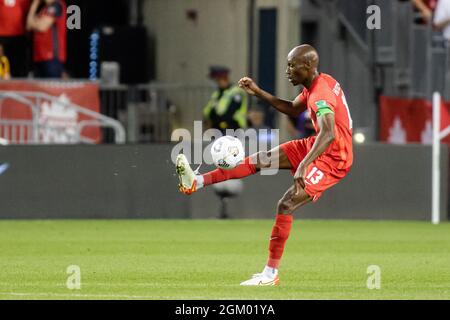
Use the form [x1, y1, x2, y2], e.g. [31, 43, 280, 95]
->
[202, 156, 257, 186]
[202, 159, 293, 270]
[267, 214, 293, 269]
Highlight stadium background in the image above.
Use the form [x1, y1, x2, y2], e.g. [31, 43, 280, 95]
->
[0, 0, 450, 300]
[0, 0, 448, 220]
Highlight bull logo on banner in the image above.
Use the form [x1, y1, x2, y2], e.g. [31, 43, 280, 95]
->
[0, 80, 102, 144]
[39, 94, 78, 143]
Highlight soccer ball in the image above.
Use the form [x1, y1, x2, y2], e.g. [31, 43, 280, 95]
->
[211, 136, 245, 170]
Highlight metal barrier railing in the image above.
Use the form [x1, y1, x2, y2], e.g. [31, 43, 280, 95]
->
[0, 83, 213, 144]
[99, 83, 214, 143]
[0, 119, 33, 144]
[337, 0, 450, 99]
[0, 91, 126, 144]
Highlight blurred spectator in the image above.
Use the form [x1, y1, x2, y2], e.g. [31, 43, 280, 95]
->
[203, 66, 248, 133]
[248, 106, 269, 130]
[433, 0, 450, 41]
[287, 110, 315, 139]
[26, 0, 67, 78]
[0, 44, 11, 80]
[412, 0, 437, 24]
[0, 0, 31, 77]
[248, 105, 275, 144]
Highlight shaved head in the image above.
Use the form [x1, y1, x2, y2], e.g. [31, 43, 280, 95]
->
[286, 44, 320, 88]
[288, 44, 319, 69]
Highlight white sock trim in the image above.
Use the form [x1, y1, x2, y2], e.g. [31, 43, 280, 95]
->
[263, 266, 278, 279]
[196, 175, 204, 189]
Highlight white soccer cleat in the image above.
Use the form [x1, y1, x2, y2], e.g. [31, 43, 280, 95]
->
[240, 273, 280, 286]
[176, 154, 197, 195]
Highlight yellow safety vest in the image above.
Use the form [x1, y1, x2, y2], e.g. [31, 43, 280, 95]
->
[0, 56, 10, 79]
[203, 85, 247, 129]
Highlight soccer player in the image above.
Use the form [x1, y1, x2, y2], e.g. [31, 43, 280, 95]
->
[26, 0, 67, 78]
[176, 44, 353, 286]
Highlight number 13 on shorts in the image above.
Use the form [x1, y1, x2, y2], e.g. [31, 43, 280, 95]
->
[306, 166, 324, 185]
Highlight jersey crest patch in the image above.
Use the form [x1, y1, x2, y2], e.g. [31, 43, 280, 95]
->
[315, 100, 329, 110]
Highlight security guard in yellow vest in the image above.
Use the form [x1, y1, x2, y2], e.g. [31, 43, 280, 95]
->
[203, 66, 247, 133]
[0, 44, 11, 80]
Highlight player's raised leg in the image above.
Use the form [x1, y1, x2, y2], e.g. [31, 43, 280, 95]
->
[240, 185, 311, 286]
[176, 146, 292, 195]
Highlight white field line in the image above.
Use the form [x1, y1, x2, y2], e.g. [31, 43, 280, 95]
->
[0, 292, 213, 299]
[2, 282, 450, 290]
[0, 282, 238, 288]
[1, 291, 449, 300]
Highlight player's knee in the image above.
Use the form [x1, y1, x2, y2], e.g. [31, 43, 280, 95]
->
[277, 198, 293, 214]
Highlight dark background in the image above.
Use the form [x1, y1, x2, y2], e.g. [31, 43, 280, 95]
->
[65, 0, 151, 83]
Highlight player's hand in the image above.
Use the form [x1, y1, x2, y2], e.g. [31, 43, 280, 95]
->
[238, 77, 260, 96]
[421, 8, 432, 23]
[293, 163, 307, 195]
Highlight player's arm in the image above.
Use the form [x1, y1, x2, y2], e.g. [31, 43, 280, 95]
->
[294, 111, 335, 194]
[412, 0, 432, 22]
[238, 77, 306, 117]
[26, 0, 56, 32]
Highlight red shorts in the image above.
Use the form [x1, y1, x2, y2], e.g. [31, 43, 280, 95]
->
[279, 137, 351, 202]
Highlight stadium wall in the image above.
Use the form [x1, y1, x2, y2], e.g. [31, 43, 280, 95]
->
[142, 0, 301, 141]
[142, 0, 377, 143]
[0, 144, 447, 221]
[143, 0, 250, 85]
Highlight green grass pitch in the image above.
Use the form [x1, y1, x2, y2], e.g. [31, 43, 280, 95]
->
[0, 219, 449, 300]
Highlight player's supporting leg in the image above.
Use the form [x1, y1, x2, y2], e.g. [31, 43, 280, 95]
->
[240, 186, 312, 286]
[176, 146, 292, 195]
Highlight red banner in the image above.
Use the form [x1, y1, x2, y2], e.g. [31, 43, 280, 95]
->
[379, 96, 450, 145]
[0, 80, 101, 143]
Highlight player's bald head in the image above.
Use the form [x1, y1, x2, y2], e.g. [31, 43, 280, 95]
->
[286, 44, 320, 87]
[287, 44, 319, 69]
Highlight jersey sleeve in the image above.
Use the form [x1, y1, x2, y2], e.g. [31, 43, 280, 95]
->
[296, 88, 307, 104]
[309, 82, 337, 117]
[293, 88, 308, 112]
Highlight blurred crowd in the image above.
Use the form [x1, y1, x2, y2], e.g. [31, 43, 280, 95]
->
[0, 0, 67, 80]
[413, 0, 450, 40]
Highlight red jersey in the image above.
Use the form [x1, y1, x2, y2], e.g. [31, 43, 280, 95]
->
[297, 73, 353, 170]
[0, 0, 30, 36]
[423, 0, 437, 10]
[33, 0, 67, 62]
